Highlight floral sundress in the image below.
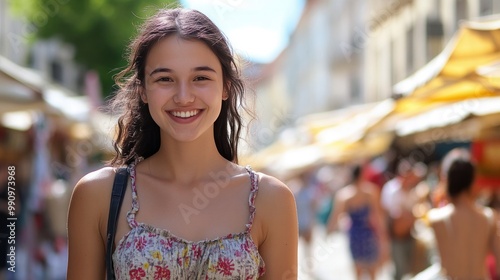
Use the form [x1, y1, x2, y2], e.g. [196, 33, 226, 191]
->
[112, 162, 265, 279]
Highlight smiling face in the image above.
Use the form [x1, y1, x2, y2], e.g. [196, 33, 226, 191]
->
[142, 35, 226, 143]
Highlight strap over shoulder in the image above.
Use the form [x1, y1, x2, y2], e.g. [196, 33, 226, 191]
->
[106, 167, 129, 280]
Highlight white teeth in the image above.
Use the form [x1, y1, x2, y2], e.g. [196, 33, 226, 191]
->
[171, 110, 199, 118]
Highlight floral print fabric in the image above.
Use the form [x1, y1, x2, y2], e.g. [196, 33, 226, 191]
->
[112, 163, 265, 279]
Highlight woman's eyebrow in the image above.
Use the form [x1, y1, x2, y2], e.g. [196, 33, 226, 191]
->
[193, 66, 216, 73]
[149, 66, 216, 76]
[149, 67, 172, 76]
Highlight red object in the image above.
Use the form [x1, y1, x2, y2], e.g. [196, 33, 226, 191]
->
[487, 253, 498, 280]
[363, 163, 387, 190]
[471, 140, 500, 190]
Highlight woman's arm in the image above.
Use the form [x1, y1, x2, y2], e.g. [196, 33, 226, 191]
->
[67, 168, 114, 280]
[256, 174, 298, 280]
[367, 188, 390, 265]
[326, 189, 346, 234]
[489, 209, 500, 279]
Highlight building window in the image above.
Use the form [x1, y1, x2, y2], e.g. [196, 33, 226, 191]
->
[350, 73, 361, 102]
[50, 61, 63, 83]
[390, 40, 396, 87]
[406, 26, 414, 75]
[428, 0, 441, 19]
[426, 19, 444, 61]
[480, 0, 493, 16]
[456, 0, 468, 21]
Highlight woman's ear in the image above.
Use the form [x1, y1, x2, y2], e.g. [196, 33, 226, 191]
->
[223, 82, 231, 100]
[140, 90, 148, 103]
[138, 80, 148, 103]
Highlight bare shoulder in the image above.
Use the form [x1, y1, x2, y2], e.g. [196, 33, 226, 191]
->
[67, 166, 119, 279]
[479, 205, 496, 224]
[72, 166, 117, 198]
[427, 205, 452, 224]
[255, 172, 295, 204]
[253, 171, 298, 244]
[69, 167, 119, 223]
[253, 172, 297, 224]
[336, 185, 355, 200]
[252, 172, 298, 278]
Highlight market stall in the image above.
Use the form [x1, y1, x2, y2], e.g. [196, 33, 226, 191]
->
[380, 17, 500, 189]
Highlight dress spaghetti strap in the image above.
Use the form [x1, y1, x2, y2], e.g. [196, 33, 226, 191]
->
[245, 166, 259, 233]
[125, 162, 140, 228]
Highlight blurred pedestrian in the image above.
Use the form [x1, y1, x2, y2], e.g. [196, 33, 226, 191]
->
[327, 165, 387, 280]
[430, 148, 471, 208]
[425, 156, 500, 279]
[487, 190, 500, 280]
[296, 170, 317, 242]
[67, 7, 298, 279]
[381, 158, 427, 280]
[293, 169, 319, 275]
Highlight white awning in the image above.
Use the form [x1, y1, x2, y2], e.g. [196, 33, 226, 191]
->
[0, 55, 90, 121]
[396, 96, 500, 136]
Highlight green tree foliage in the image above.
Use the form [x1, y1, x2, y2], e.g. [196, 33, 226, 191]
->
[10, 0, 177, 97]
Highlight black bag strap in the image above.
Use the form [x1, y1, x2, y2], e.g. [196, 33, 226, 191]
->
[106, 167, 129, 280]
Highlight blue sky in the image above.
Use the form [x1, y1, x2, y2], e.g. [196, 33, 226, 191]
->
[181, 0, 305, 63]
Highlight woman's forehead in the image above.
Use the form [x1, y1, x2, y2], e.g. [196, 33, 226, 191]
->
[145, 36, 222, 73]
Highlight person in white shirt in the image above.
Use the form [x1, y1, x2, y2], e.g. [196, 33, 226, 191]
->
[381, 158, 426, 280]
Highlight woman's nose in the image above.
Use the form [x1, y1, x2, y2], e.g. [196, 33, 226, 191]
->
[173, 82, 195, 104]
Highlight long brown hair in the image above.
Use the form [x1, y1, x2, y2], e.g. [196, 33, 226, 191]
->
[109, 8, 247, 166]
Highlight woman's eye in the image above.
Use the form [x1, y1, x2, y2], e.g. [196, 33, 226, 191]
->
[194, 76, 209, 81]
[156, 77, 172, 82]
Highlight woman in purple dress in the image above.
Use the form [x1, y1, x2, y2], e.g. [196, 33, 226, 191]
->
[327, 165, 386, 280]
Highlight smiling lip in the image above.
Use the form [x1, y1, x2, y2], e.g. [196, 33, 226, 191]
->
[167, 109, 202, 123]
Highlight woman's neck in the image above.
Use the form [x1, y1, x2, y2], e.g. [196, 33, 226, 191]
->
[352, 179, 362, 189]
[146, 133, 233, 184]
[450, 192, 475, 209]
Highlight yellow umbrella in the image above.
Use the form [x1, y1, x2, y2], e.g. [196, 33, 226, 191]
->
[297, 102, 378, 136]
[244, 100, 395, 171]
[310, 99, 395, 163]
[317, 131, 394, 164]
[394, 96, 500, 139]
[394, 18, 500, 116]
[368, 17, 500, 139]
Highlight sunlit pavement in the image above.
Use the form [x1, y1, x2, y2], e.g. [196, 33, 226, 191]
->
[298, 226, 393, 280]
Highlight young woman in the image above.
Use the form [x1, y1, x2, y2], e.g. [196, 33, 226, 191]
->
[67, 8, 298, 279]
[326, 165, 386, 280]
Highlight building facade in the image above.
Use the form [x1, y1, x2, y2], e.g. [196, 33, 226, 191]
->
[248, 0, 500, 151]
[365, 0, 500, 101]
[0, 0, 83, 93]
